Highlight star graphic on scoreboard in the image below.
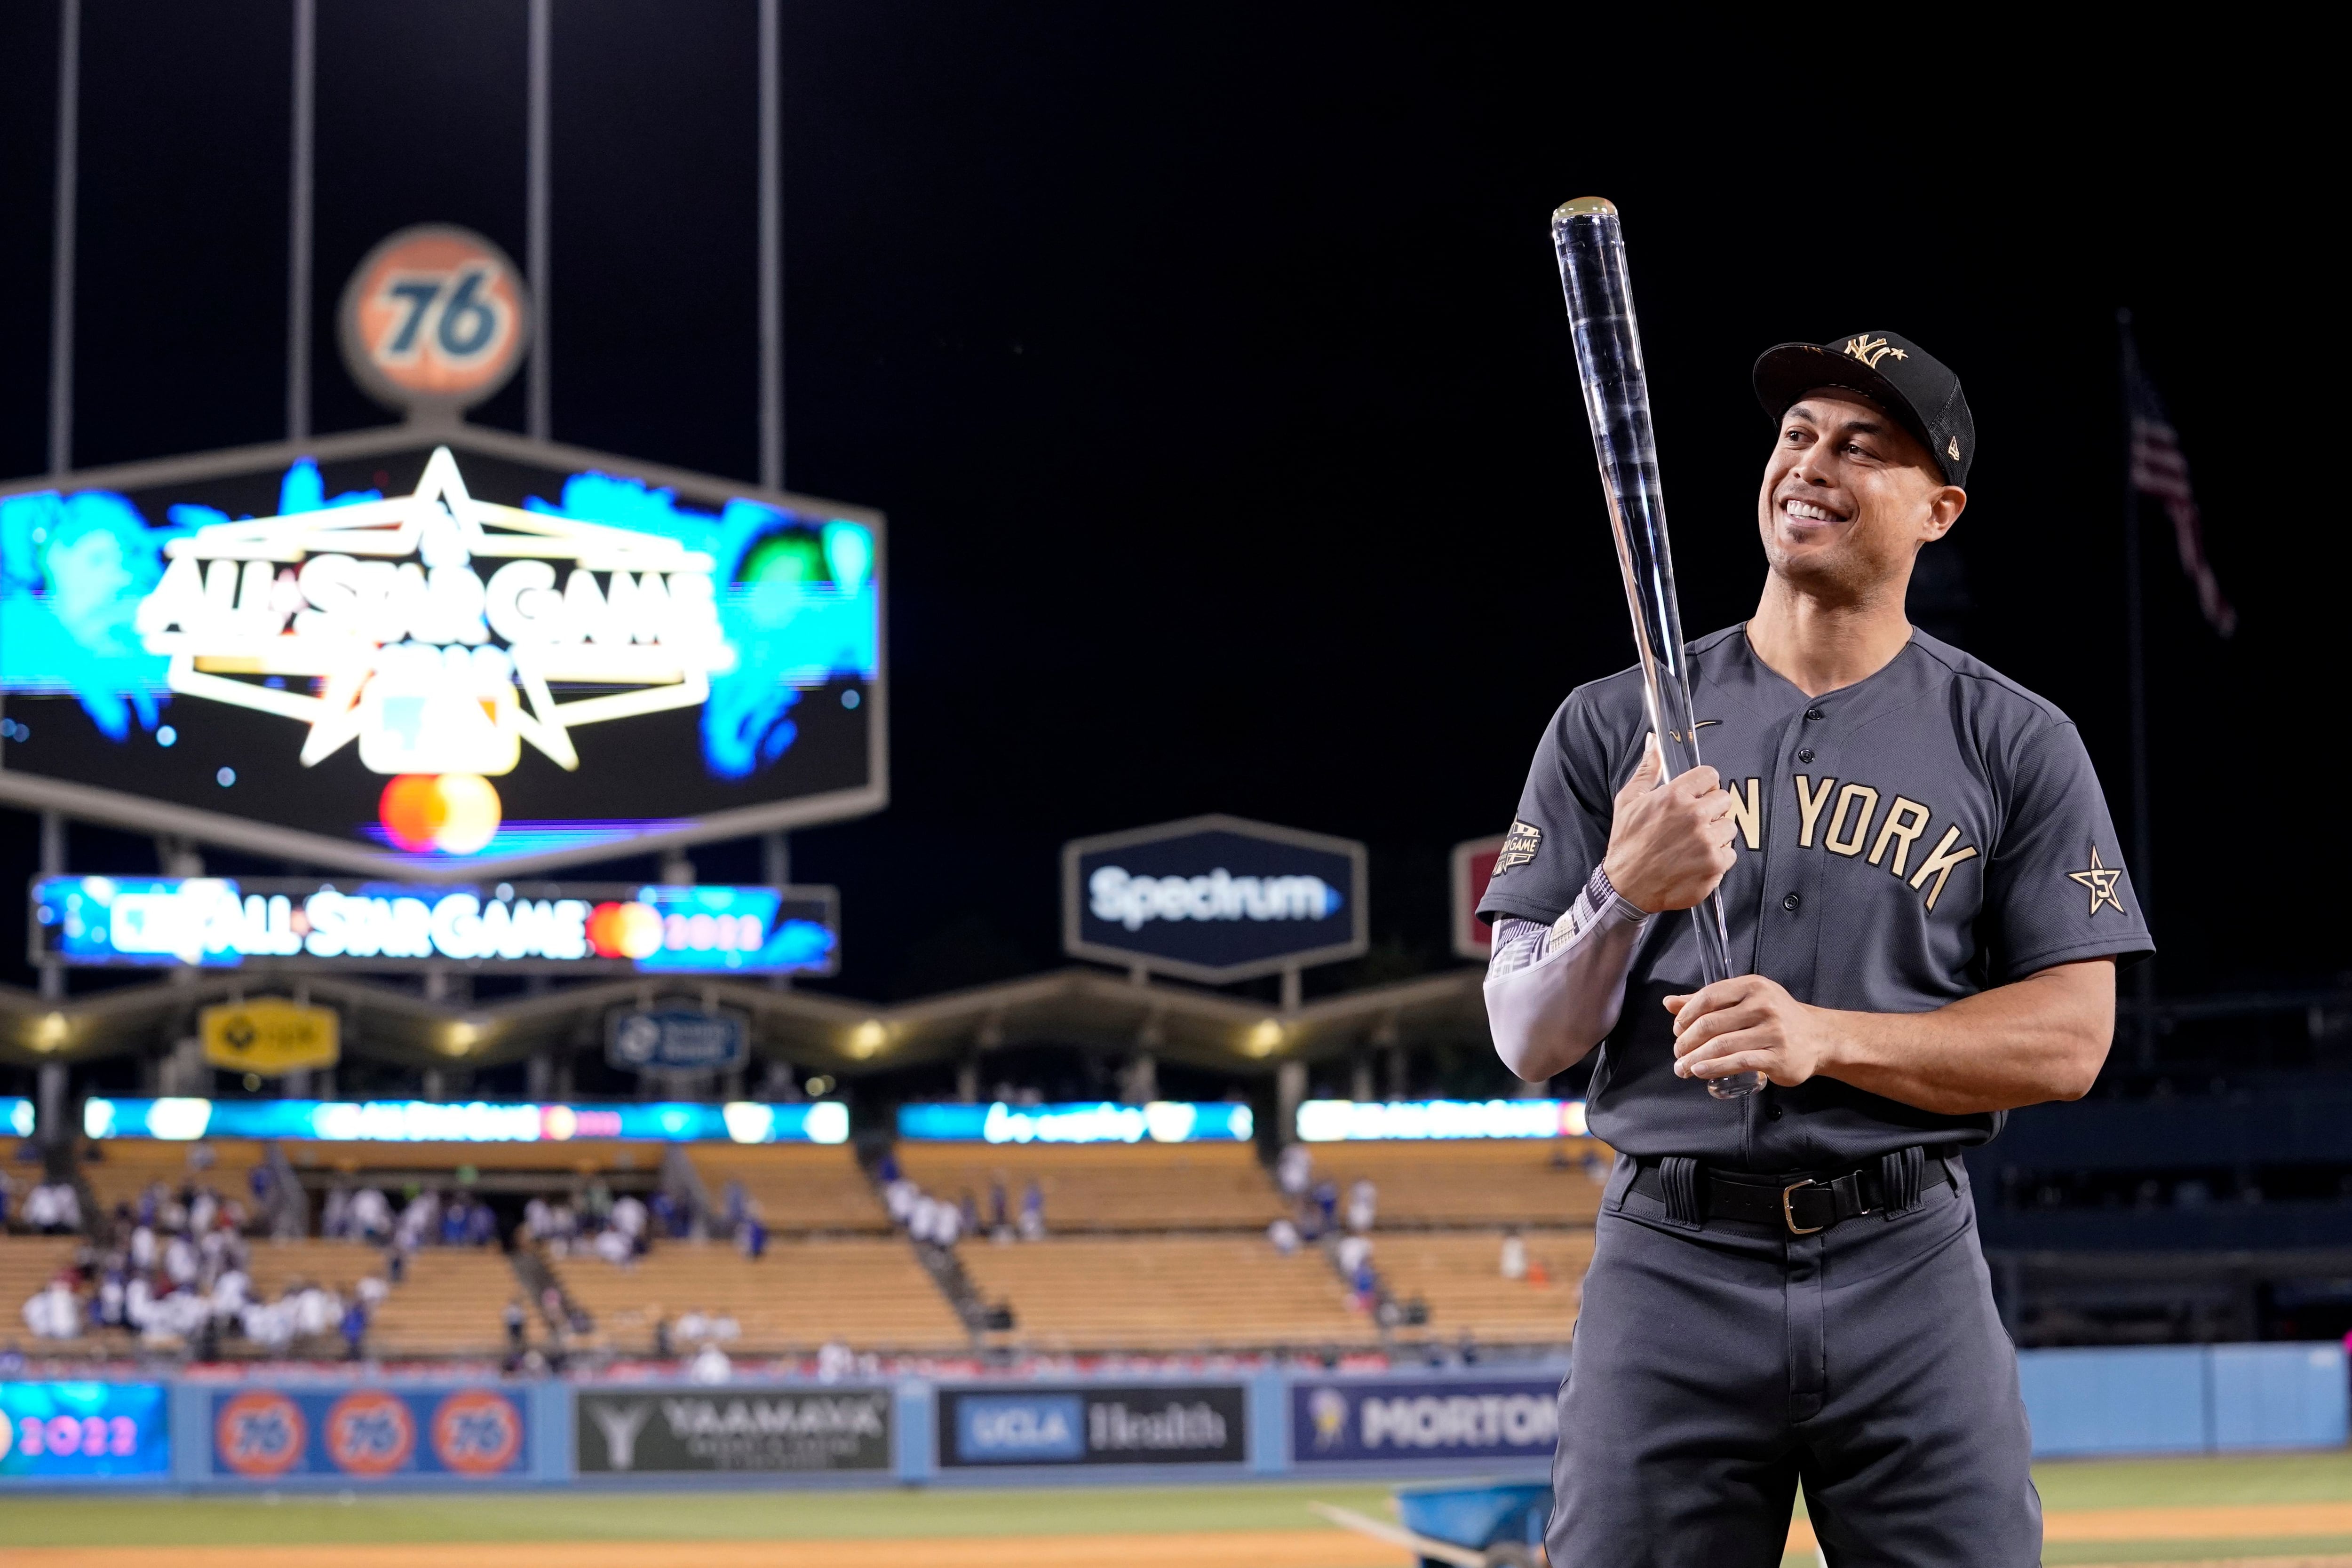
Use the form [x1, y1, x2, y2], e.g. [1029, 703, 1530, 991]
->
[2066, 845, 2127, 917]
[134, 445, 729, 775]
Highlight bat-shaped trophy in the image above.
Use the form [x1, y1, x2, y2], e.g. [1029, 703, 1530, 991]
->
[1551, 196, 1762, 1100]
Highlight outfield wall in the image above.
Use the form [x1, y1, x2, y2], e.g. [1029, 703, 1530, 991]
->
[2, 1345, 2344, 1490]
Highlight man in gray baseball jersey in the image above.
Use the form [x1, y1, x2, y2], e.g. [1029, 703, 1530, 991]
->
[1480, 330, 2152, 1565]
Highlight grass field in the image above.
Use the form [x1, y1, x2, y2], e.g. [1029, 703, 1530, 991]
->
[7, 1454, 2352, 1565]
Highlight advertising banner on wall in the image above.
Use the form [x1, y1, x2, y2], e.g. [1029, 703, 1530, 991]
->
[1295, 1099, 1589, 1142]
[84, 1096, 847, 1146]
[209, 1386, 529, 1481]
[0, 1383, 171, 1480]
[0, 427, 885, 877]
[200, 997, 341, 1076]
[606, 1006, 748, 1074]
[575, 1387, 892, 1475]
[898, 1101, 1253, 1145]
[1451, 834, 1504, 961]
[33, 876, 837, 976]
[1290, 1376, 1561, 1465]
[1062, 815, 1367, 983]
[938, 1385, 1248, 1468]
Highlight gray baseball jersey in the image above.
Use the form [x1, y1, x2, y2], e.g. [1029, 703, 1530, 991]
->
[1478, 625, 2153, 1168]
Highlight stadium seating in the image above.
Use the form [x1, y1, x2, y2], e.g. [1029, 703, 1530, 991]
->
[284, 1140, 666, 1178]
[686, 1144, 891, 1234]
[79, 1139, 268, 1222]
[894, 1140, 1283, 1231]
[244, 1237, 385, 1302]
[1374, 1228, 1592, 1345]
[960, 1235, 1380, 1352]
[0, 1234, 117, 1357]
[549, 1237, 967, 1354]
[1303, 1137, 1611, 1227]
[362, 1247, 526, 1357]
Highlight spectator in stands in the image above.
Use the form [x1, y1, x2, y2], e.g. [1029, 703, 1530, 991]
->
[465, 1199, 496, 1248]
[524, 1196, 553, 1243]
[21, 1276, 80, 1339]
[611, 1194, 648, 1253]
[883, 1176, 919, 1226]
[162, 1232, 199, 1289]
[737, 1204, 768, 1261]
[1311, 1180, 1339, 1231]
[876, 1150, 901, 1185]
[1268, 1217, 1301, 1257]
[959, 1189, 981, 1238]
[189, 1187, 219, 1237]
[341, 1293, 366, 1361]
[1277, 1142, 1312, 1201]
[1347, 1178, 1377, 1235]
[584, 1179, 613, 1227]
[935, 1197, 964, 1249]
[357, 1274, 388, 1314]
[723, 1178, 749, 1228]
[440, 1196, 472, 1247]
[1018, 1180, 1045, 1241]
[320, 1186, 351, 1240]
[1337, 1233, 1373, 1281]
[677, 1305, 708, 1342]
[350, 1186, 392, 1243]
[128, 1219, 157, 1273]
[816, 1339, 856, 1383]
[1501, 1230, 1528, 1282]
[96, 1268, 125, 1329]
[505, 1299, 528, 1352]
[593, 1224, 633, 1266]
[386, 1245, 407, 1285]
[26, 1180, 81, 1235]
[988, 1179, 1009, 1236]
[211, 1262, 250, 1325]
[688, 1341, 732, 1384]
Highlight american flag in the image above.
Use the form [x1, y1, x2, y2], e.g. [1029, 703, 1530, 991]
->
[2123, 324, 2236, 637]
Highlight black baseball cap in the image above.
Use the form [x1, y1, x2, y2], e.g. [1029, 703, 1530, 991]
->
[1752, 330, 1974, 487]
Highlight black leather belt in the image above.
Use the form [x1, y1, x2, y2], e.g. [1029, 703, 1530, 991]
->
[1631, 1145, 1959, 1235]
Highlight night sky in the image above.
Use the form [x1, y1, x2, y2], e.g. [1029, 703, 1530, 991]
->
[0, 8, 2332, 1037]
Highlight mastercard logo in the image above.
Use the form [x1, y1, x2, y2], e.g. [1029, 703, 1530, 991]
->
[585, 900, 663, 959]
[380, 773, 502, 855]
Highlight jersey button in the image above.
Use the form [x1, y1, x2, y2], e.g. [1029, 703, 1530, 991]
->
[1768, 1104, 1784, 1120]
[1804, 707, 1824, 721]
[1783, 892, 1802, 911]
[1797, 747, 1816, 764]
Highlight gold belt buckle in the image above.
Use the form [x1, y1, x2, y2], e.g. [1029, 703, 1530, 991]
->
[1782, 1180, 1825, 1236]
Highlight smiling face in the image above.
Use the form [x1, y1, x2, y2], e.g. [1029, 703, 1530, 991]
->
[1756, 389, 1966, 603]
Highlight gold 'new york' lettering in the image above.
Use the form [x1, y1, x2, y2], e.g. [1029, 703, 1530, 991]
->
[1724, 778, 1762, 849]
[1908, 826, 1980, 911]
[1823, 784, 1880, 856]
[1868, 797, 1932, 875]
[1794, 775, 1837, 847]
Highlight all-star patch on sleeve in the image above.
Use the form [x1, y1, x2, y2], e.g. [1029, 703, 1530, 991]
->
[1981, 717, 2155, 982]
[1477, 688, 1631, 927]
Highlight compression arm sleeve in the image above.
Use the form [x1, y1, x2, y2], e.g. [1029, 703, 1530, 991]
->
[1484, 865, 1653, 1081]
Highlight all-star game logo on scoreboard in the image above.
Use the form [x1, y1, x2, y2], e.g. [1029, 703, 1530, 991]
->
[0, 226, 884, 876]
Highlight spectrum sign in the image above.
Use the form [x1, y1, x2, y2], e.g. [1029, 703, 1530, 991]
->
[1295, 1099, 1589, 1142]
[83, 1097, 848, 1145]
[898, 1101, 1255, 1145]
[32, 875, 836, 975]
[0, 428, 884, 876]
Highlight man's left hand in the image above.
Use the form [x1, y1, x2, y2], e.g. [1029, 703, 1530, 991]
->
[1665, 974, 1844, 1086]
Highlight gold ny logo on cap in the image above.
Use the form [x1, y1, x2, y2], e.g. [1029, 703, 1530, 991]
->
[1843, 335, 1908, 368]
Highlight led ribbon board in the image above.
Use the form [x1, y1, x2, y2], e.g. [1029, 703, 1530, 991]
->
[1061, 814, 1368, 983]
[898, 1101, 1255, 1144]
[32, 875, 837, 975]
[1295, 1099, 1589, 1141]
[0, 428, 883, 875]
[83, 1097, 847, 1145]
[2, 1097, 31, 1138]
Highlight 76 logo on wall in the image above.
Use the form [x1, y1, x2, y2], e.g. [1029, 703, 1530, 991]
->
[339, 224, 531, 415]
